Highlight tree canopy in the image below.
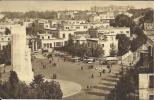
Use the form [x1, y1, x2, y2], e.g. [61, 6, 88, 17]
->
[130, 26, 147, 52]
[1, 11, 58, 19]
[116, 34, 131, 56]
[59, 38, 104, 58]
[111, 14, 135, 27]
[0, 43, 11, 65]
[0, 72, 63, 99]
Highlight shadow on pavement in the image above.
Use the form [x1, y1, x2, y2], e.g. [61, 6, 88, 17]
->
[86, 91, 107, 96]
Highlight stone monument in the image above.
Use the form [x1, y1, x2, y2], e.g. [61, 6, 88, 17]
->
[11, 25, 34, 83]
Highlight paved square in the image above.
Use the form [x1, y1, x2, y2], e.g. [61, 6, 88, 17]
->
[32, 54, 122, 100]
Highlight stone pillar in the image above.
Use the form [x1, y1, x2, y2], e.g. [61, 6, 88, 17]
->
[11, 25, 34, 83]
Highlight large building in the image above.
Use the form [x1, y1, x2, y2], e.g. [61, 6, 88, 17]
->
[139, 74, 154, 100]
[0, 24, 12, 50]
[89, 12, 115, 22]
[144, 22, 154, 31]
[87, 36, 118, 57]
[38, 33, 65, 52]
[0, 34, 11, 50]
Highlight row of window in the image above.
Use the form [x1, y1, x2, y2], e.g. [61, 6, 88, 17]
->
[44, 43, 52, 48]
[43, 42, 63, 48]
[87, 42, 114, 48]
[40, 36, 52, 39]
[65, 26, 88, 30]
[67, 21, 85, 24]
[0, 38, 11, 41]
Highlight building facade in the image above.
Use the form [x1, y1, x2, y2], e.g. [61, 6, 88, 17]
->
[139, 74, 154, 100]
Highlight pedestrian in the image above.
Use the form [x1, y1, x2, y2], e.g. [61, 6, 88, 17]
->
[53, 63, 57, 67]
[107, 65, 110, 69]
[87, 85, 90, 89]
[81, 66, 83, 70]
[99, 72, 102, 77]
[43, 65, 46, 69]
[102, 69, 105, 73]
[108, 68, 111, 73]
[91, 73, 94, 78]
[0, 72, 2, 78]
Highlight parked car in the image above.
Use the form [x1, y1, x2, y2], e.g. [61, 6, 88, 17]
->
[83, 57, 95, 63]
[71, 57, 81, 62]
[106, 57, 118, 64]
[99, 57, 118, 65]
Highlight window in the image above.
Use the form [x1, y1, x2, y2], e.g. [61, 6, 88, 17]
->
[2, 46, 5, 50]
[126, 31, 129, 33]
[66, 27, 69, 29]
[76, 26, 80, 29]
[149, 75, 154, 88]
[44, 44, 47, 47]
[63, 34, 65, 38]
[8, 38, 10, 40]
[56, 42, 62, 47]
[42, 36, 44, 39]
[48, 36, 50, 39]
[50, 43, 52, 48]
[102, 44, 104, 47]
[110, 43, 114, 48]
[47, 43, 50, 48]
[54, 43, 56, 47]
[1, 38, 4, 40]
[149, 95, 154, 100]
[84, 26, 87, 29]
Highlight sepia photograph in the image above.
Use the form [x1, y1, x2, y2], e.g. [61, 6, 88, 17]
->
[0, 1, 154, 100]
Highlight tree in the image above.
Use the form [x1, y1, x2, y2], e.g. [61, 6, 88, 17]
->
[6, 71, 20, 98]
[111, 14, 135, 34]
[0, 43, 11, 65]
[30, 74, 44, 88]
[113, 14, 135, 27]
[93, 45, 104, 57]
[130, 26, 147, 52]
[116, 34, 131, 56]
[0, 73, 63, 99]
[36, 81, 63, 99]
[143, 9, 153, 22]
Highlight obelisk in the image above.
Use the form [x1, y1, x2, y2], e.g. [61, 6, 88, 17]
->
[11, 25, 34, 83]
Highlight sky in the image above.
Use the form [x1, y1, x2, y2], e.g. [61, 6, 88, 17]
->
[0, 1, 154, 12]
